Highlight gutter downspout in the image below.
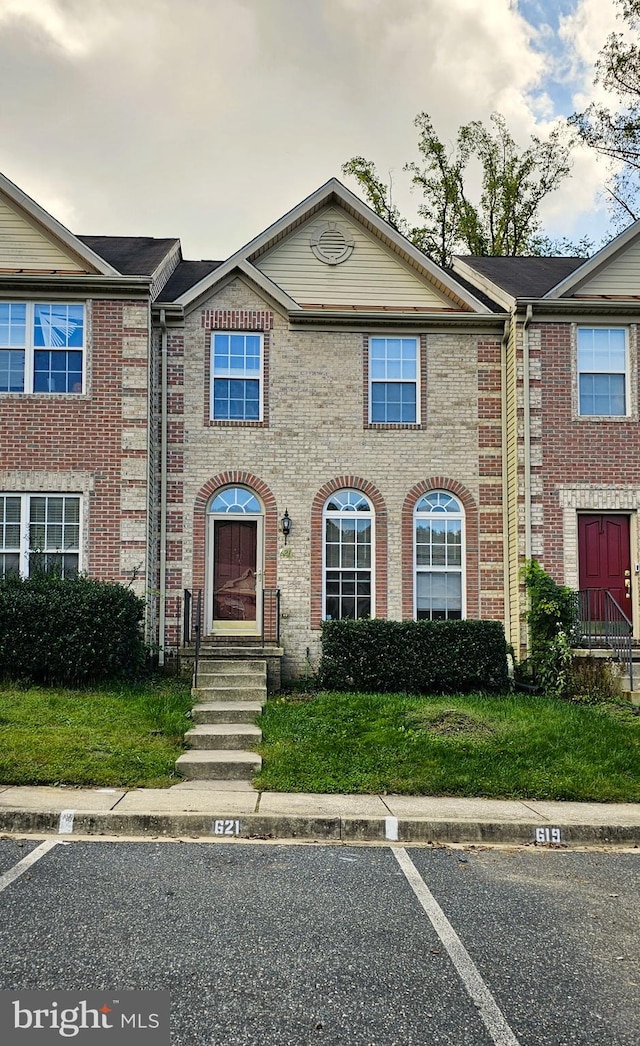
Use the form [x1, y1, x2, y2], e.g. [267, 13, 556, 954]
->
[523, 304, 533, 566]
[158, 308, 168, 667]
[501, 316, 511, 645]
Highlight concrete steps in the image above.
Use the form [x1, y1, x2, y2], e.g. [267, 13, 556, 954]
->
[185, 723, 262, 750]
[191, 701, 263, 724]
[175, 750, 261, 781]
[177, 658, 265, 783]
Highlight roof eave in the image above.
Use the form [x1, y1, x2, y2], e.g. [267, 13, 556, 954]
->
[544, 219, 640, 298]
[0, 171, 120, 276]
[175, 260, 301, 313]
[176, 177, 492, 314]
[451, 258, 516, 310]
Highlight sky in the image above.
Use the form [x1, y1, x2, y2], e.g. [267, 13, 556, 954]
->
[0, 0, 630, 261]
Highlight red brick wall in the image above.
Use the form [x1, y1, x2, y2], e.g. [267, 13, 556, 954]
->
[534, 322, 640, 581]
[0, 298, 147, 583]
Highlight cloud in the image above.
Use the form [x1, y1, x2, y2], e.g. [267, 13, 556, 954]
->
[0, 0, 118, 57]
[0, 0, 623, 257]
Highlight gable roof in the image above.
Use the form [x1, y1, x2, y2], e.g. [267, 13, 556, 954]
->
[174, 178, 492, 314]
[543, 218, 640, 298]
[156, 260, 222, 302]
[79, 235, 180, 277]
[0, 171, 119, 276]
[453, 255, 585, 306]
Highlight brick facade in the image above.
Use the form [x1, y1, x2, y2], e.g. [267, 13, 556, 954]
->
[0, 296, 150, 597]
[525, 320, 640, 638]
[160, 276, 506, 676]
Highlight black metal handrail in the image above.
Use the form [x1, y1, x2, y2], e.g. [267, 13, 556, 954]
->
[181, 585, 279, 687]
[577, 587, 633, 690]
[182, 588, 192, 646]
[193, 589, 203, 689]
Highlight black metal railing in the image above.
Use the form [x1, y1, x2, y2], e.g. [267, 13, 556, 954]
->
[182, 588, 192, 646]
[193, 589, 203, 689]
[577, 587, 633, 690]
[181, 585, 280, 685]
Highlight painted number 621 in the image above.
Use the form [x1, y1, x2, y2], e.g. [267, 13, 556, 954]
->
[213, 819, 241, 836]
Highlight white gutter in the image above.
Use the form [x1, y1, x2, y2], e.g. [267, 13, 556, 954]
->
[158, 308, 168, 666]
[501, 317, 511, 643]
[523, 304, 533, 564]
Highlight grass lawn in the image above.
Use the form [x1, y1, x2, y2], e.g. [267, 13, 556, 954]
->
[254, 690, 640, 802]
[0, 677, 193, 788]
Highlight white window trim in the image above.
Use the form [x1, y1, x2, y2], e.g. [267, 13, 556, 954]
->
[210, 331, 264, 423]
[0, 302, 86, 395]
[0, 493, 82, 577]
[322, 493, 375, 621]
[413, 494, 466, 621]
[368, 333, 420, 425]
[576, 325, 630, 419]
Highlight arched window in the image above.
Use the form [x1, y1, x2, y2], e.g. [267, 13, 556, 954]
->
[414, 491, 464, 620]
[209, 487, 261, 514]
[324, 489, 373, 620]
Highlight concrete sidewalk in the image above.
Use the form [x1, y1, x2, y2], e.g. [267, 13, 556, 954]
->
[0, 783, 638, 846]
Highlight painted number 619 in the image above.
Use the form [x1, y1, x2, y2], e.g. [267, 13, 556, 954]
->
[535, 827, 562, 843]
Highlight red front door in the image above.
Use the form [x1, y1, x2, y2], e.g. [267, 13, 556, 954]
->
[213, 519, 257, 625]
[578, 514, 632, 621]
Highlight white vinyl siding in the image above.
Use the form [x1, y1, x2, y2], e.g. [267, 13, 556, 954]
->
[255, 206, 455, 309]
[576, 237, 640, 297]
[0, 196, 86, 272]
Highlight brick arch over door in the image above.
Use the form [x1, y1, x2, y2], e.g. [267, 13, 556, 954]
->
[311, 476, 387, 629]
[402, 478, 479, 620]
[192, 472, 278, 604]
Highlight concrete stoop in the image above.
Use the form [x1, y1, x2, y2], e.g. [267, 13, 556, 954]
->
[176, 658, 266, 783]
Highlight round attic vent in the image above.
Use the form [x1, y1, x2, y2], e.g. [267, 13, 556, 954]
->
[310, 222, 354, 265]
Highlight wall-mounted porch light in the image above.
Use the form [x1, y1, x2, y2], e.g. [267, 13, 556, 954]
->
[281, 509, 291, 544]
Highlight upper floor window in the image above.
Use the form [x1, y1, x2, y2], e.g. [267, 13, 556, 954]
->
[324, 489, 373, 620]
[210, 332, 263, 422]
[0, 494, 80, 577]
[578, 328, 627, 417]
[414, 491, 464, 620]
[369, 336, 418, 424]
[0, 303, 84, 394]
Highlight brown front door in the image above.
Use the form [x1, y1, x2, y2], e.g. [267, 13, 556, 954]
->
[578, 514, 632, 622]
[213, 519, 258, 629]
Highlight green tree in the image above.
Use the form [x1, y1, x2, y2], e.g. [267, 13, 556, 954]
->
[342, 111, 580, 267]
[570, 0, 640, 228]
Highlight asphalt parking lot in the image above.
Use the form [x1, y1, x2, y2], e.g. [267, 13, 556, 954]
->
[0, 837, 638, 1045]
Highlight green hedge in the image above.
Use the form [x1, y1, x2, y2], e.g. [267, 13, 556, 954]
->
[319, 618, 509, 694]
[0, 573, 146, 685]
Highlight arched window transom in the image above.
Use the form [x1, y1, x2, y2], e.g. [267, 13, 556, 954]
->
[414, 490, 464, 620]
[210, 487, 261, 514]
[324, 489, 373, 620]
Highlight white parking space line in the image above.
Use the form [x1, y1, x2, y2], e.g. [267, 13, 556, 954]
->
[0, 840, 59, 894]
[393, 847, 521, 1046]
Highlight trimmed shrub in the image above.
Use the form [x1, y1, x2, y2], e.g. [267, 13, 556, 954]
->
[318, 618, 509, 694]
[0, 573, 146, 685]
